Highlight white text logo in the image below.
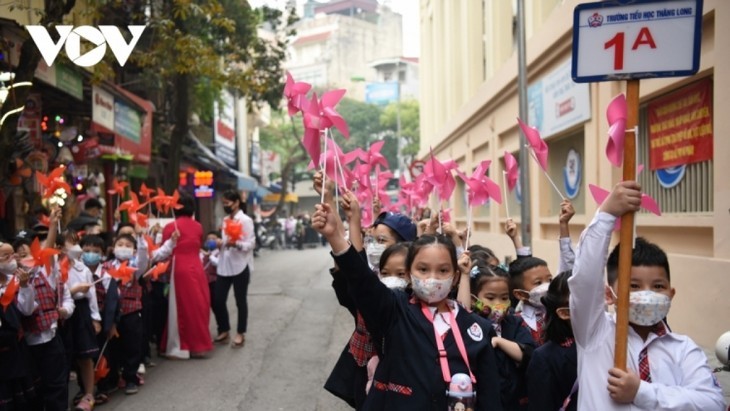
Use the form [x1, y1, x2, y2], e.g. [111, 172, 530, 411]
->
[26, 25, 146, 67]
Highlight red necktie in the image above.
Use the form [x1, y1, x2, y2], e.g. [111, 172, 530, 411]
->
[638, 347, 652, 382]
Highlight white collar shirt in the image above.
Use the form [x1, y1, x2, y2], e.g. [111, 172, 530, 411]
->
[569, 211, 725, 411]
[217, 210, 256, 276]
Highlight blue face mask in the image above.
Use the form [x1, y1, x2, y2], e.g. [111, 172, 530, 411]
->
[82, 251, 101, 267]
[204, 239, 218, 251]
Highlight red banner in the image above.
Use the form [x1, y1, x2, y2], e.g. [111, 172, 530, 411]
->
[648, 79, 713, 170]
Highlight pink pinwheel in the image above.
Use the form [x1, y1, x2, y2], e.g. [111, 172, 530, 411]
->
[307, 138, 356, 188]
[302, 90, 350, 164]
[412, 173, 433, 208]
[517, 118, 549, 172]
[503, 151, 519, 192]
[352, 140, 389, 171]
[606, 93, 628, 168]
[456, 160, 502, 206]
[588, 183, 661, 231]
[423, 149, 458, 202]
[284, 71, 311, 116]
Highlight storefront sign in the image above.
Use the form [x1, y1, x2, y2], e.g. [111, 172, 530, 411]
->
[214, 89, 237, 167]
[16, 93, 42, 146]
[528, 59, 591, 138]
[114, 100, 142, 143]
[55, 65, 83, 101]
[648, 79, 712, 170]
[92, 86, 115, 131]
[194, 170, 214, 198]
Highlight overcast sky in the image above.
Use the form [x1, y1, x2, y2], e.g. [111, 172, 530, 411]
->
[249, 0, 420, 57]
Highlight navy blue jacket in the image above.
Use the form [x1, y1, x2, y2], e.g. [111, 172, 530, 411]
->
[526, 339, 577, 411]
[495, 314, 536, 410]
[334, 246, 504, 411]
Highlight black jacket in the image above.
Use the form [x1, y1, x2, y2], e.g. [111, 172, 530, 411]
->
[526, 339, 577, 411]
[494, 314, 536, 410]
[333, 246, 504, 411]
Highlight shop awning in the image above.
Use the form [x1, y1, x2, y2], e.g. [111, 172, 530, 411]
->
[263, 193, 298, 203]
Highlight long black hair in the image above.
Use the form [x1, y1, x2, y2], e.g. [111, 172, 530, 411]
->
[541, 270, 573, 345]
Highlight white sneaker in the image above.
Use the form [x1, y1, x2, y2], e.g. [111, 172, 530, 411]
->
[137, 363, 146, 375]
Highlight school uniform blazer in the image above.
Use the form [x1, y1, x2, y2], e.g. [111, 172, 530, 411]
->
[526, 340, 577, 411]
[101, 280, 120, 335]
[495, 314, 536, 411]
[334, 246, 504, 411]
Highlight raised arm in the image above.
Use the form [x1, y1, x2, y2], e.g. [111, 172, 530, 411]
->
[505, 218, 531, 258]
[557, 200, 576, 273]
[568, 181, 641, 348]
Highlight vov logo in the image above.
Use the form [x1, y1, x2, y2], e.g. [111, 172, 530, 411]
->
[26, 25, 146, 67]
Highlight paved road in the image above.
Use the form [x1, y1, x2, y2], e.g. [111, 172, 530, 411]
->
[78, 245, 730, 409]
[98, 246, 355, 410]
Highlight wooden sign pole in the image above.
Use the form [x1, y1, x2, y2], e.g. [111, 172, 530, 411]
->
[614, 79, 640, 370]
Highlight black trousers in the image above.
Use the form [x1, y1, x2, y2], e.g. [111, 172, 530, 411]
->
[28, 334, 67, 411]
[118, 311, 143, 384]
[208, 281, 223, 331]
[213, 267, 250, 334]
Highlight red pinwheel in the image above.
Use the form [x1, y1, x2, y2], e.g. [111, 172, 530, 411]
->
[148, 261, 170, 281]
[28, 237, 60, 274]
[94, 355, 110, 382]
[423, 148, 458, 202]
[284, 71, 312, 116]
[143, 235, 159, 259]
[302, 90, 350, 164]
[36, 166, 71, 199]
[108, 261, 136, 286]
[503, 151, 519, 192]
[224, 219, 243, 243]
[139, 182, 155, 200]
[153, 189, 183, 215]
[132, 213, 148, 228]
[0, 276, 20, 311]
[606, 93, 628, 168]
[517, 118, 549, 172]
[107, 179, 128, 197]
[119, 192, 144, 214]
[58, 256, 70, 284]
[456, 160, 502, 206]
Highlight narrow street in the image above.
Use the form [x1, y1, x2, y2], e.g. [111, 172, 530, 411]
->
[100, 246, 355, 410]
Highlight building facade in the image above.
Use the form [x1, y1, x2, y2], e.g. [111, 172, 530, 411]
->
[286, 0, 403, 100]
[420, 0, 728, 349]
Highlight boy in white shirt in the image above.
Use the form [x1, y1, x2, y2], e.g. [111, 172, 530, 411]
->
[569, 181, 725, 410]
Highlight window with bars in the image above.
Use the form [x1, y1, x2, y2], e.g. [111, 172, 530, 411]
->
[637, 87, 713, 213]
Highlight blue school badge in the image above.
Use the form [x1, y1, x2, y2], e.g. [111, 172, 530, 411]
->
[563, 149, 581, 199]
[656, 165, 686, 189]
[467, 323, 483, 342]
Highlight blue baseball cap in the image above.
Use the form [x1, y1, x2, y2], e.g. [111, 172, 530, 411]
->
[374, 212, 417, 242]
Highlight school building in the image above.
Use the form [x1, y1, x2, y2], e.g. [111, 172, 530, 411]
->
[419, 0, 728, 350]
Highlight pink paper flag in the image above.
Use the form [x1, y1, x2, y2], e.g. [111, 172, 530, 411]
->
[606, 94, 628, 167]
[517, 118, 548, 171]
[589, 183, 662, 231]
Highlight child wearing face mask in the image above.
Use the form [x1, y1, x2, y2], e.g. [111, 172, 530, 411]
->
[0, 240, 40, 410]
[104, 233, 148, 396]
[79, 234, 119, 404]
[526, 270, 577, 411]
[313, 201, 503, 410]
[58, 231, 102, 411]
[508, 257, 552, 346]
[569, 181, 725, 410]
[458, 262, 536, 410]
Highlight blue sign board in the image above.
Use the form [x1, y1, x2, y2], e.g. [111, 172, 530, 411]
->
[365, 82, 399, 105]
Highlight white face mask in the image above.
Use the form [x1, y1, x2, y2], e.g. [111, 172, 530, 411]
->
[66, 244, 83, 260]
[525, 282, 549, 309]
[629, 290, 671, 326]
[0, 259, 17, 275]
[412, 276, 453, 304]
[366, 243, 386, 270]
[114, 247, 134, 261]
[380, 276, 408, 291]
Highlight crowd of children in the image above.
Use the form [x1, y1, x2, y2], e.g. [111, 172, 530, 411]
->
[312, 173, 726, 410]
[0, 202, 191, 411]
